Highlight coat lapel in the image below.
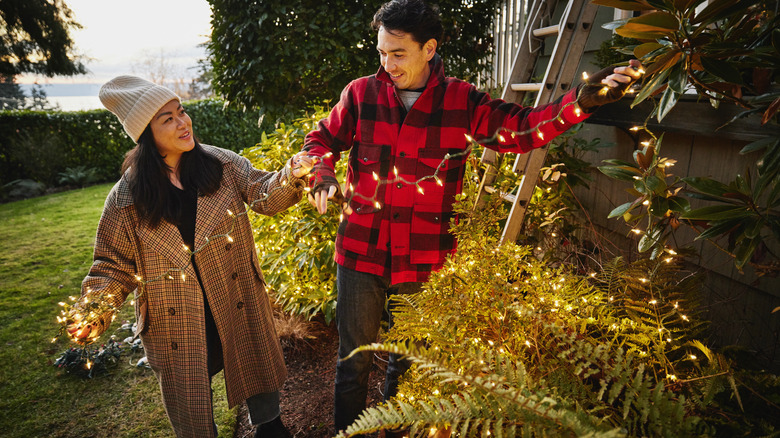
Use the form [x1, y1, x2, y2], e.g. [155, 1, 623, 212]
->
[194, 183, 234, 253]
[136, 219, 192, 274]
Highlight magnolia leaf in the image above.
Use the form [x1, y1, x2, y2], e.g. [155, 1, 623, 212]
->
[634, 178, 650, 195]
[681, 205, 751, 221]
[649, 196, 669, 217]
[633, 144, 655, 169]
[638, 226, 662, 252]
[645, 175, 667, 195]
[683, 177, 731, 197]
[599, 166, 643, 182]
[632, 65, 672, 107]
[773, 28, 780, 55]
[634, 42, 664, 59]
[657, 86, 681, 122]
[673, 0, 706, 11]
[761, 95, 780, 125]
[667, 196, 690, 213]
[744, 217, 765, 239]
[609, 201, 638, 218]
[644, 49, 682, 77]
[694, 0, 758, 25]
[603, 158, 641, 168]
[700, 57, 744, 84]
[667, 60, 688, 94]
[696, 219, 740, 240]
[591, 0, 656, 10]
[734, 237, 760, 269]
[739, 136, 778, 155]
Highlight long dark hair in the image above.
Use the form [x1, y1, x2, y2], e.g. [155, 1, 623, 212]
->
[121, 125, 223, 227]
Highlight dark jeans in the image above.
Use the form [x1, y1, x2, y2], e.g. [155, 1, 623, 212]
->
[334, 265, 422, 433]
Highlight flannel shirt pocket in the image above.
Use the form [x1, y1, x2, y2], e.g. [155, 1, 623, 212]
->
[347, 142, 388, 214]
[414, 148, 467, 203]
[409, 203, 456, 264]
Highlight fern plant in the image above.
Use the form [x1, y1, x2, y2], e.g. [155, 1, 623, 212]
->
[338, 169, 773, 436]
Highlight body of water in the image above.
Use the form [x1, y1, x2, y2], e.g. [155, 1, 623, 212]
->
[44, 95, 104, 111]
[21, 83, 104, 111]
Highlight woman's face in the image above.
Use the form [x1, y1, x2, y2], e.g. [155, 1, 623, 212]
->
[150, 99, 195, 166]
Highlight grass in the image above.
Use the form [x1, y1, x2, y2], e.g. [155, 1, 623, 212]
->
[0, 184, 235, 438]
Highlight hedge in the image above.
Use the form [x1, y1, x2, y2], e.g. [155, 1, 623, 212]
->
[0, 98, 268, 188]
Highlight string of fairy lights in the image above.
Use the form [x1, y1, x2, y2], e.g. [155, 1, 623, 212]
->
[54, 68, 694, 381]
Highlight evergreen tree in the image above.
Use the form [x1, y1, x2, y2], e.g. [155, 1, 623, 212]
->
[0, 0, 86, 78]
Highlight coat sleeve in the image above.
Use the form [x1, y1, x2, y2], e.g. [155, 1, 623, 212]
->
[227, 148, 306, 216]
[78, 186, 139, 338]
[468, 86, 589, 154]
[302, 80, 358, 189]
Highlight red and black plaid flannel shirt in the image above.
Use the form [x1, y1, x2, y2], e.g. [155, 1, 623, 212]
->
[304, 55, 589, 284]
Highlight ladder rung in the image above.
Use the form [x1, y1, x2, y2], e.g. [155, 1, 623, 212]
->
[483, 185, 517, 203]
[532, 24, 560, 37]
[510, 83, 543, 92]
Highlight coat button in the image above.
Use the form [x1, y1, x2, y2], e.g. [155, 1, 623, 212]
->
[171, 342, 178, 350]
[168, 307, 175, 316]
[362, 157, 368, 162]
[237, 301, 244, 309]
[399, 151, 406, 157]
[231, 272, 238, 280]
[434, 216, 439, 221]
[225, 243, 232, 251]
[356, 206, 362, 212]
[393, 212, 400, 220]
[396, 183, 403, 189]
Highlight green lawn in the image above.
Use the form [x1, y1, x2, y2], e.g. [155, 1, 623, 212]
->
[0, 184, 235, 437]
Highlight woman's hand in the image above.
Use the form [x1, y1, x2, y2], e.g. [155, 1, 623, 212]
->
[289, 152, 316, 178]
[66, 318, 95, 344]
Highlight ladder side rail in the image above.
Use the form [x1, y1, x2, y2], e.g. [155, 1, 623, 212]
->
[476, 0, 555, 208]
[500, 1, 599, 244]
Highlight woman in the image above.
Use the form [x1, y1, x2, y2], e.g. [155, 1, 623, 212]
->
[68, 75, 311, 437]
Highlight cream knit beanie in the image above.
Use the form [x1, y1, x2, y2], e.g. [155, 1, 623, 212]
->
[99, 75, 180, 142]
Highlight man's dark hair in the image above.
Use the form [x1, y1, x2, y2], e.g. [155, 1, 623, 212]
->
[371, 0, 444, 47]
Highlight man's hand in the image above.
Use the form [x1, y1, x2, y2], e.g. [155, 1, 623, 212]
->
[577, 59, 644, 113]
[307, 184, 353, 216]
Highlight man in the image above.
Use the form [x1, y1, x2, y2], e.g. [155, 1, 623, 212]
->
[302, 0, 643, 432]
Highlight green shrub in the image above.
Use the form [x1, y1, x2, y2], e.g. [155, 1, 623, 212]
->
[0, 99, 268, 189]
[57, 165, 100, 187]
[243, 106, 346, 323]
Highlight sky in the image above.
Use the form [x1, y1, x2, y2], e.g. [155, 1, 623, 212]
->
[17, 0, 213, 85]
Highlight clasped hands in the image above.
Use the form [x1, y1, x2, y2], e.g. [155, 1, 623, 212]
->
[289, 152, 352, 215]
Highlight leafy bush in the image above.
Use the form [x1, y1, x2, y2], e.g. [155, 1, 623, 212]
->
[57, 166, 100, 187]
[243, 107, 346, 323]
[593, 0, 780, 275]
[207, 0, 504, 118]
[0, 100, 267, 189]
[1, 179, 46, 201]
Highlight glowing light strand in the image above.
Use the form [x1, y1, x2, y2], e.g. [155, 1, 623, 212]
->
[55, 82, 609, 345]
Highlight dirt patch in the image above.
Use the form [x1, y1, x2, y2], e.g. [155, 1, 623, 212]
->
[234, 315, 384, 438]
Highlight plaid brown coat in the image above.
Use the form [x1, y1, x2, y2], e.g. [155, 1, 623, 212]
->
[79, 145, 305, 437]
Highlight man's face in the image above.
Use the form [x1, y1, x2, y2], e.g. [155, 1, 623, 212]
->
[377, 26, 436, 90]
